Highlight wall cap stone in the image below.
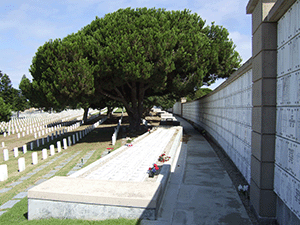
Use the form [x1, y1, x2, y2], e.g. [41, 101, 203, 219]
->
[268, 0, 297, 21]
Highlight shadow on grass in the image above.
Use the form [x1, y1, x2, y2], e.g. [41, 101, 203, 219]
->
[23, 114, 150, 153]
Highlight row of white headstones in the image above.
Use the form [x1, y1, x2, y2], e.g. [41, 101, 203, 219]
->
[0, 115, 108, 182]
[0, 109, 100, 139]
[0, 108, 104, 152]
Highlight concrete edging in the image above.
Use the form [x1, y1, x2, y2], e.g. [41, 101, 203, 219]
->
[28, 126, 183, 221]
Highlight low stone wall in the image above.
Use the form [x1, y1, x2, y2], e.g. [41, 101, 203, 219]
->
[28, 126, 183, 221]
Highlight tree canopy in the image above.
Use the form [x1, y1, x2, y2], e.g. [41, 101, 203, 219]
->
[0, 71, 29, 121]
[27, 8, 241, 130]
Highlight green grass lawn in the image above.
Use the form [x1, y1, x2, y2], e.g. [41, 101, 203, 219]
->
[0, 111, 146, 224]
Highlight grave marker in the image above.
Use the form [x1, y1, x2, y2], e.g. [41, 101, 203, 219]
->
[32, 152, 38, 165]
[68, 136, 72, 146]
[23, 145, 27, 154]
[50, 145, 55, 156]
[63, 139, 67, 149]
[57, 141, 61, 153]
[18, 158, 25, 172]
[42, 149, 47, 160]
[14, 147, 18, 158]
[0, 165, 8, 181]
[3, 149, 9, 161]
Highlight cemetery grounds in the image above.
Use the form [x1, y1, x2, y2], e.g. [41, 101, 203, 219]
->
[0, 109, 160, 225]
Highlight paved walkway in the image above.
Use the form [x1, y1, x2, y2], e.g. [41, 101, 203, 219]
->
[82, 127, 176, 182]
[142, 116, 252, 225]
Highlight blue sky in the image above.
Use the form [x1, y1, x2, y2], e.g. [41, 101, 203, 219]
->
[0, 0, 252, 89]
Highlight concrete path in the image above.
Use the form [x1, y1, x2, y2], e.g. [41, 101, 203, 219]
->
[83, 127, 176, 182]
[142, 116, 252, 225]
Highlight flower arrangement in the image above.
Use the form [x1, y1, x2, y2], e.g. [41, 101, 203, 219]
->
[106, 147, 113, 153]
[148, 164, 160, 177]
[158, 153, 171, 162]
[238, 184, 249, 198]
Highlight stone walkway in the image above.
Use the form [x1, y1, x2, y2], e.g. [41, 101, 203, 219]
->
[142, 116, 252, 225]
[83, 127, 176, 182]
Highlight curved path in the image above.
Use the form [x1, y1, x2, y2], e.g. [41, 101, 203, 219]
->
[142, 116, 252, 225]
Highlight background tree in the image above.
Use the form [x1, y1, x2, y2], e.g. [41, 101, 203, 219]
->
[24, 35, 103, 122]
[0, 71, 14, 106]
[28, 8, 241, 131]
[186, 88, 212, 102]
[80, 8, 241, 130]
[0, 71, 29, 119]
[0, 97, 11, 122]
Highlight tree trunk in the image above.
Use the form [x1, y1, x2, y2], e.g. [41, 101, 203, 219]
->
[83, 107, 89, 123]
[107, 107, 112, 118]
[127, 110, 142, 132]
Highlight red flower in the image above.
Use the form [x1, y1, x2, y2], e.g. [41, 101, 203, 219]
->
[154, 164, 157, 167]
[149, 167, 152, 170]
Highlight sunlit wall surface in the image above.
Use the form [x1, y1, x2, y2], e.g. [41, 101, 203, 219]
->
[274, 0, 300, 218]
[181, 69, 253, 183]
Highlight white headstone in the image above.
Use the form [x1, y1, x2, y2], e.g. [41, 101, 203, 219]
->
[0, 164, 8, 181]
[17, 133, 20, 138]
[34, 133, 37, 139]
[3, 132, 6, 137]
[68, 136, 72, 146]
[3, 149, 9, 161]
[23, 145, 27, 154]
[76, 133, 79, 142]
[30, 142, 34, 150]
[42, 137, 44, 145]
[18, 157, 25, 172]
[36, 139, 39, 147]
[50, 145, 55, 156]
[42, 149, 47, 160]
[57, 141, 61, 153]
[22, 131, 25, 137]
[47, 135, 50, 142]
[1, 142, 4, 147]
[63, 138, 67, 149]
[51, 133, 54, 140]
[79, 131, 82, 139]
[38, 131, 41, 137]
[32, 152, 38, 165]
[14, 147, 18, 157]
[72, 134, 76, 145]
